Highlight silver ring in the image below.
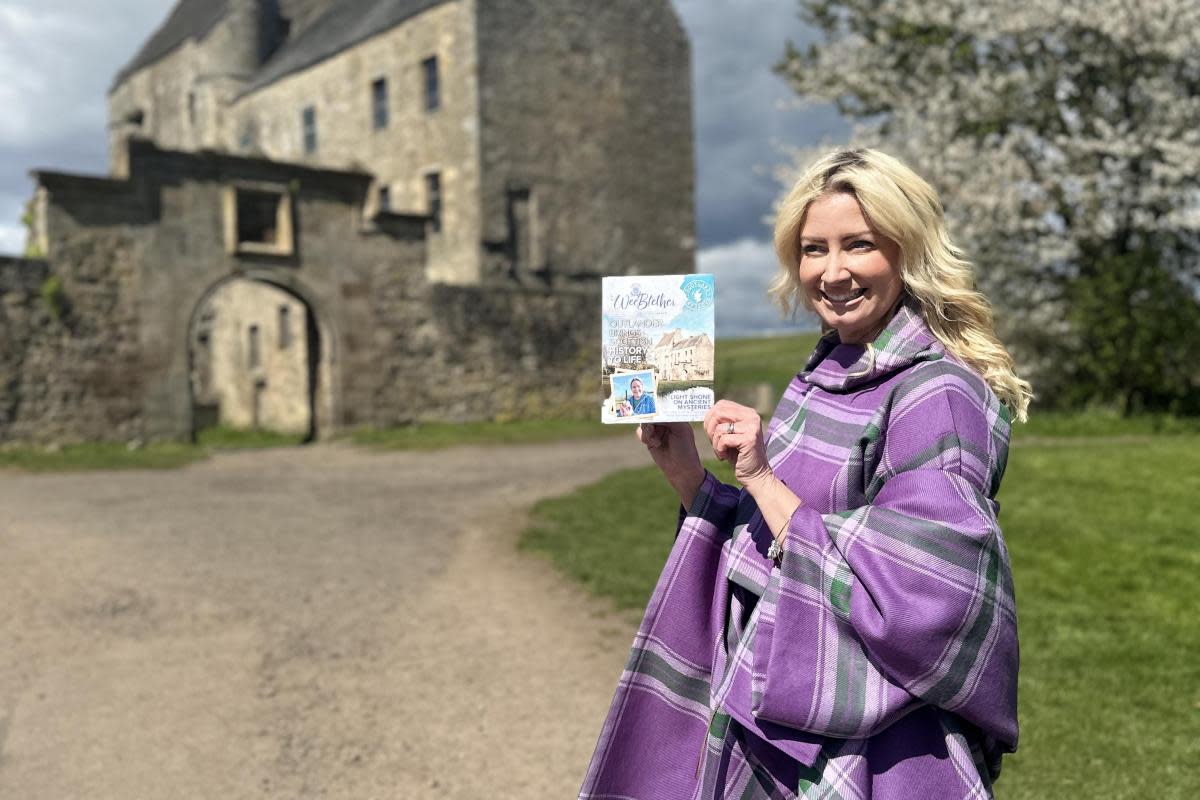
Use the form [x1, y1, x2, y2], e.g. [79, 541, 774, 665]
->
[726, 422, 736, 434]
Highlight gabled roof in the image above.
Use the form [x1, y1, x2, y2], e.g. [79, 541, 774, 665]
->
[241, 0, 451, 96]
[653, 331, 678, 349]
[112, 0, 229, 89]
[655, 331, 711, 351]
[113, 0, 453, 96]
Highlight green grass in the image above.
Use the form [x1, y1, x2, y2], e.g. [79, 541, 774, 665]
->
[519, 436, 1200, 797]
[0, 441, 207, 472]
[0, 426, 307, 472]
[1013, 410, 1200, 438]
[349, 418, 624, 450]
[195, 424, 308, 449]
[716, 332, 823, 399]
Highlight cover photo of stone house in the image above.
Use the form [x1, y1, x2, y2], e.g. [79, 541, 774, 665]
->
[0, 0, 695, 445]
[651, 328, 713, 382]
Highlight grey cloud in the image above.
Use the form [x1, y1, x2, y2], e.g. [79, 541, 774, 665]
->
[0, 0, 172, 250]
[673, 0, 848, 250]
[698, 237, 817, 338]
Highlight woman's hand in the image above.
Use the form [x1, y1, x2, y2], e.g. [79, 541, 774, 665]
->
[703, 400, 802, 539]
[637, 422, 705, 508]
[702, 400, 772, 489]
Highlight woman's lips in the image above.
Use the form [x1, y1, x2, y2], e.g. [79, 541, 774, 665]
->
[820, 288, 867, 305]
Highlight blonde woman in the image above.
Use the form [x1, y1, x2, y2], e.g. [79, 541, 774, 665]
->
[581, 149, 1032, 799]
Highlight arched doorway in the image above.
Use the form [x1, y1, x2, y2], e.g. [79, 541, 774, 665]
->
[188, 278, 322, 443]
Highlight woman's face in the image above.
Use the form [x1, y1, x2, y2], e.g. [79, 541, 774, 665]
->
[798, 192, 904, 345]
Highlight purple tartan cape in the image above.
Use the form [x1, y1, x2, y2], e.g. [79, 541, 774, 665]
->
[579, 300, 1019, 799]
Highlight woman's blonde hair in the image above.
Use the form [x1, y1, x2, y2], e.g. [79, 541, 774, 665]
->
[771, 148, 1033, 421]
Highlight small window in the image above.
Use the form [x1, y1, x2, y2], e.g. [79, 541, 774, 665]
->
[302, 105, 317, 154]
[248, 325, 261, 368]
[422, 56, 440, 112]
[378, 185, 391, 212]
[225, 185, 295, 256]
[278, 305, 292, 349]
[187, 92, 196, 126]
[238, 120, 258, 151]
[371, 78, 389, 129]
[237, 190, 283, 245]
[425, 173, 442, 233]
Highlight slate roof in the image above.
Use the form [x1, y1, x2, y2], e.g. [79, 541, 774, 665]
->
[241, 0, 451, 95]
[112, 0, 229, 89]
[113, 0, 452, 95]
[653, 331, 712, 351]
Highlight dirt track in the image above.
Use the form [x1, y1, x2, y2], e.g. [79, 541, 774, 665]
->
[0, 437, 651, 799]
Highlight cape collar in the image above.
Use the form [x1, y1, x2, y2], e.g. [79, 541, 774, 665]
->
[800, 296, 943, 392]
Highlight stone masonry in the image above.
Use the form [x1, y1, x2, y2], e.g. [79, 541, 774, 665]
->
[2, 0, 693, 444]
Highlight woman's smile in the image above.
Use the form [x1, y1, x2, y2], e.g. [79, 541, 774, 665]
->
[798, 192, 903, 344]
[819, 287, 868, 306]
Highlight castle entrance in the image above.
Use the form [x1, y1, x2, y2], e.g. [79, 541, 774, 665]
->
[188, 278, 321, 442]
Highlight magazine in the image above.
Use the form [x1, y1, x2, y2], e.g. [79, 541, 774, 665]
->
[601, 274, 715, 424]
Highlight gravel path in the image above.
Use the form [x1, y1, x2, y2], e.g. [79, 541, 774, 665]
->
[0, 437, 651, 799]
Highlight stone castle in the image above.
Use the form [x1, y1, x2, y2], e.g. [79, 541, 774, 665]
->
[0, 0, 694, 444]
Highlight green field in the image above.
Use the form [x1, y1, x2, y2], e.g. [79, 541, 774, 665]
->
[520, 433, 1200, 798]
[715, 332, 823, 399]
[0, 426, 309, 472]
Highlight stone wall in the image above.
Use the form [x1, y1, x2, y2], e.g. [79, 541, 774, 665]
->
[229, 1, 483, 285]
[1, 140, 600, 445]
[107, 2, 277, 173]
[475, 0, 695, 282]
[0, 236, 144, 446]
[194, 279, 312, 434]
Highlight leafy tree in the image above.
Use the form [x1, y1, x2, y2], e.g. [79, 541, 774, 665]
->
[777, 0, 1200, 413]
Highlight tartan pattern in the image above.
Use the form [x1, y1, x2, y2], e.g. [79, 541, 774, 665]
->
[580, 299, 1018, 799]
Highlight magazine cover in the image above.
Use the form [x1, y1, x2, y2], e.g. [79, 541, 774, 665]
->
[601, 274, 715, 424]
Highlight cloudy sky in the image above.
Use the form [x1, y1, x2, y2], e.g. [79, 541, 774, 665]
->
[0, 0, 846, 335]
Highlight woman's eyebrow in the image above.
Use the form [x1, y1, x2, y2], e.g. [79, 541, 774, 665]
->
[800, 230, 874, 243]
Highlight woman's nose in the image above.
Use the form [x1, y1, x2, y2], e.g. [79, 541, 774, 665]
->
[822, 251, 851, 284]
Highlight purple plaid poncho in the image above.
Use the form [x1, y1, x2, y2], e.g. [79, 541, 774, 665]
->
[580, 299, 1019, 799]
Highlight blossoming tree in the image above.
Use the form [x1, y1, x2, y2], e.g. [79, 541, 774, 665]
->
[777, 0, 1200, 413]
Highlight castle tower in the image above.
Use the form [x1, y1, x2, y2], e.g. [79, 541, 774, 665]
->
[213, 0, 283, 82]
[107, 0, 287, 172]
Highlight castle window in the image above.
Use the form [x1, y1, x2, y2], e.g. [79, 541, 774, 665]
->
[302, 105, 317, 153]
[223, 184, 295, 256]
[422, 56, 440, 112]
[187, 92, 196, 126]
[378, 185, 391, 212]
[426, 173, 442, 233]
[278, 305, 292, 349]
[371, 78, 389, 129]
[248, 325, 261, 368]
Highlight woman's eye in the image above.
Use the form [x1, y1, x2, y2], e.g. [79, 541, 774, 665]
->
[850, 239, 875, 251]
[802, 245, 826, 256]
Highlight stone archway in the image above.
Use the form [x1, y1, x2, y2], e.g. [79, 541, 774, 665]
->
[188, 277, 324, 442]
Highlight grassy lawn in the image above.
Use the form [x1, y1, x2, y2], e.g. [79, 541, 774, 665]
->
[716, 332, 822, 399]
[0, 426, 308, 472]
[0, 441, 207, 472]
[519, 434, 1200, 797]
[195, 424, 309, 449]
